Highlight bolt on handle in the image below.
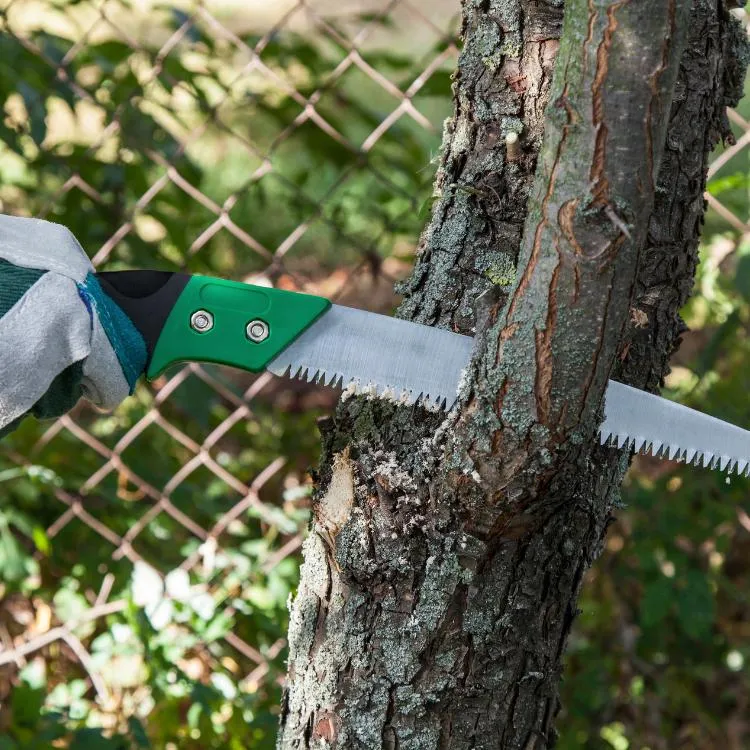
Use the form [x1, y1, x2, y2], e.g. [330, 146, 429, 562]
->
[246, 319, 269, 343]
[190, 310, 214, 333]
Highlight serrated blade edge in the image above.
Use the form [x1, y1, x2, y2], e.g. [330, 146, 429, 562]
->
[269, 310, 750, 474]
[600, 380, 750, 475]
[267, 305, 475, 407]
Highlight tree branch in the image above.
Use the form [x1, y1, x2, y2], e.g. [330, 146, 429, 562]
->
[455, 0, 691, 498]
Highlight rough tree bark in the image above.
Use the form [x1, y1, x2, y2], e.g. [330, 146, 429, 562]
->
[277, 1, 749, 748]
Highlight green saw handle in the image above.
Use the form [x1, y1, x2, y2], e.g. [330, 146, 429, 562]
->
[149, 275, 330, 379]
[96, 272, 330, 380]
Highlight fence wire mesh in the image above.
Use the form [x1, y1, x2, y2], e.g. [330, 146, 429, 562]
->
[0, 1, 748, 747]
[0, 1, 461, 742]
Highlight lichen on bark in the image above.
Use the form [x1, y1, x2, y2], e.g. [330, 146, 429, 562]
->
[277, 2, 749, 749]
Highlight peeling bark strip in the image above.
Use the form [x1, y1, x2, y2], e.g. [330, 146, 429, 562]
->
[476, 0, 690, 484]
[278, 2, 748, 749]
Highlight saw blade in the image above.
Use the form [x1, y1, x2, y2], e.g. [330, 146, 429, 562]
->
[601, 380, 750, 475]
[267, 304, 475, 407]
[269, 306, 750, 475]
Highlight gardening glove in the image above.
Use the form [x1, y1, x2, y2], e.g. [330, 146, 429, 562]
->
[0, 214, 147, 437]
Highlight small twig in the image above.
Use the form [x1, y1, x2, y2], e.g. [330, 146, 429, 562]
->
[0, 624, 24, 668]
[60, 631, 109, 702]
[505, 131, 521, 161]
[604, 204, 632, 239]
[0, 599, 126, 667]
[95, 573, 115, 607]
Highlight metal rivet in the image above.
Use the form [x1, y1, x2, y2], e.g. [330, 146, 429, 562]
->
[190, 309, 214, 333]
[246, 319, 269, 343]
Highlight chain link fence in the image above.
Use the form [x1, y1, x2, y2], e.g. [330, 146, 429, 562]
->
[0, 1, 460, 744]
[0, 1, 748, 747]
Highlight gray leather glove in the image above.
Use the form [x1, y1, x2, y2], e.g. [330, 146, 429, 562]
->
[0, 215, 147, 436]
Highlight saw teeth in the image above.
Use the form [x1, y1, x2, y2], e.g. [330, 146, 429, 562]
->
[598, 423, 750, 476]
[283, 361, 750, 471]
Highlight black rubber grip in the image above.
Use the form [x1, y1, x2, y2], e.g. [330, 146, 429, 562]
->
[96, 271, 191, 362]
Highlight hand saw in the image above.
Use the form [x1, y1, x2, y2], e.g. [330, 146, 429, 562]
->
[96, 270, 750, 477]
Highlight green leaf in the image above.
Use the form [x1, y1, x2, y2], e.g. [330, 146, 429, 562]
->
[0, 468, 26, 483]
[10, 684, 44, 727]
[53, 587, 89, 622]
[693, 309, 742, 378]
[640, 576, 674, 629]
[17, 82, 47, 145]
[70, 728, 123, 750]
[19, 658, 46, 690]
[31, 525, 50, 555]
[706, 171, 749, 196]
[128, 716, 152, 749]
[418, 194, 438, 222]
[733, 253, 750, 302]
[415, 70, 453, 97]
[187, 702, 203, 730]
[86, 40, 133, 74]
[0, 518, 28, 583]
[199, 609, 235, 643]
[676, 571, 715, 640]
[354, 12, 396, 27]
[600, 722, 630, 750]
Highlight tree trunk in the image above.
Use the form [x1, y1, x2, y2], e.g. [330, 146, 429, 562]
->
[277, 1, 749, 748]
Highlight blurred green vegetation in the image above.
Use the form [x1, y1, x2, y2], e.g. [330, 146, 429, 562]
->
[0, 1, 454, 748]
[0, 1, 748, 749]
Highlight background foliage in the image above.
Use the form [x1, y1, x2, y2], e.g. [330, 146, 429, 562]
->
[0, 1, 748, 748]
